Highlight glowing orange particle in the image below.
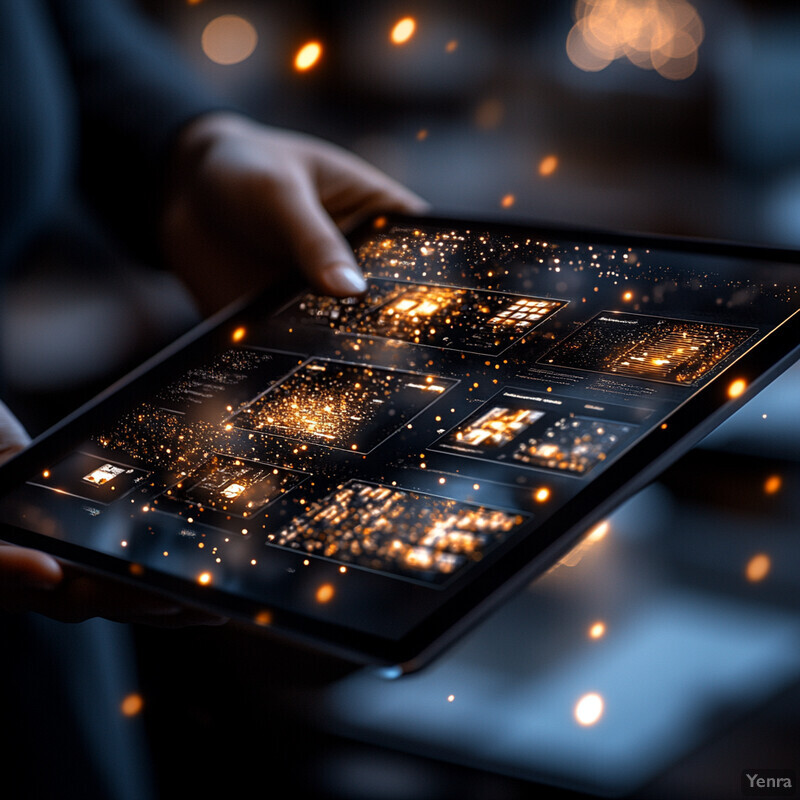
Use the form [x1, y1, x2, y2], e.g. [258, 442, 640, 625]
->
[538, 154, 559, 176]
[574, 692, 604, 726]
[232, 326, 246, 342]
[501, 193, 515, 208]
[391, 17, 416, 44]
[535, 487, 550, 502]
[745, 553, 770, 583]
[254, 610, 273, 626]
[763, 475, 782, 495]
[445, 39, 458, 52]
[622, 291, 633, 302]
[294, 41, 322, 71]
[589, 621, 606, 639]
[120, 693, 144, 717]
[316, 583, 335, 603]
[198, 571, 212, 586]
[727, 378, 747, 399]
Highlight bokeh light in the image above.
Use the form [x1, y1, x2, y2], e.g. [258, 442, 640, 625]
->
[391, 17, 417, 45]
[574, 692, 604, 725]
[201, 15, 258, 65]
[120, 693, 144, 717]
[745, 553, 771, 583]
[316, 583, 335, 603]
[538, 154, 559, 176]
[566, 0, 704, 80]
[727, 378, 747, 399]
[295, 41, 322, 71]
[589, 621, 606, 639]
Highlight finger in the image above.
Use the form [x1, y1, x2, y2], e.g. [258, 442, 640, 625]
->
[0, 544, 63, 594]
[275, 178, 371, 297]
[0, 401, 30, 464]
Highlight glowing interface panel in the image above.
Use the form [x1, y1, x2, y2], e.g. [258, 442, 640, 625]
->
[270, 480, 527, 584]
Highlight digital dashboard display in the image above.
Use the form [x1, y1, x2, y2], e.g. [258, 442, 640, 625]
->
[0, 216, 797, 663]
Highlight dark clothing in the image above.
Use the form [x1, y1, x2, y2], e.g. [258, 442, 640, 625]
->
[0, 0, 214, 273]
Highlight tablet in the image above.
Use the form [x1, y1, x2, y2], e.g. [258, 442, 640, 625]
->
[0, 213, 798, 671]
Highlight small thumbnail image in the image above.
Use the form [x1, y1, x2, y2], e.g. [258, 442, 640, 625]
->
[294, 279, 565, 355]
[541, 312, 754, 385]
[432, 389, 646, 476]
[229, 359, 454, 453]
[156, 349, 301, 420]
[29, 452, 150, 505]
[450, 406, 545, 449]
[511, 417, 633, 474]
[269, 480, 527, 583]
[160, 454, 306, 519]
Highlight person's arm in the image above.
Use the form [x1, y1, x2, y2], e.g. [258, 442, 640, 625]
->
[46, 0, 219, 265]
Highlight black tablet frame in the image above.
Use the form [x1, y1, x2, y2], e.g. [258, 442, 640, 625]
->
[0, 212, 798, 671]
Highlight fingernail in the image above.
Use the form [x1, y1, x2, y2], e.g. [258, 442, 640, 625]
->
[324, 264, 367, 296]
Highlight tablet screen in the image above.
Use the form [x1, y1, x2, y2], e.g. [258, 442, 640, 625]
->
[0, 215, 797, 664]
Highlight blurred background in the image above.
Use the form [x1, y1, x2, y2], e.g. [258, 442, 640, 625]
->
[4, 1, 800, 798]
[8, 0, 800, 429]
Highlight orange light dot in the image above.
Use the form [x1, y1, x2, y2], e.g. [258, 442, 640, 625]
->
[763, 475, 782, 495]
[745, 553, 771, 583]
[129, 563, 144, 576]
[622, 291, 633, 302]
[538, 154, 559, 176]
[589, 621, 606, 639]
[445, 39, 458, 52]
[254, 610, 273, 626]
[198, 571, 212, 586]
[294, 41, 322, 71]
[727, 378, 747, 399]
[373, 216, 387, 229]
[416, 128, 429, 141]
[232, 326, 246, 342]
[120, 693, 144, 717]
[535, 487, 550, 502]
[42, 470, 50, 478]
[316, 583, 335, 603]
[501, 193, 515, 208]
[201, 15, 258, 66]
[447, 694, 455, 702]
[574, 693, 604, 726]
[391, 17, 416, 44]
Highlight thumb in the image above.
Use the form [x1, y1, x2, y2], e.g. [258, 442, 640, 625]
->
[276, 180, 368, 297]
[0, 401, 29, 464]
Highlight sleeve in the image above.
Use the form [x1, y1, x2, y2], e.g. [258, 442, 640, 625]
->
[45, 0, 226, 265]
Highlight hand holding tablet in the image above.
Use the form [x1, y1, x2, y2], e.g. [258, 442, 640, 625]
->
[1, 214, 797, 670]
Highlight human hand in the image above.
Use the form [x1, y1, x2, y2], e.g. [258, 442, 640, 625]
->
[0, 402, 224, 626]
[161, 112, 429, 315]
